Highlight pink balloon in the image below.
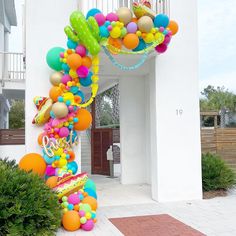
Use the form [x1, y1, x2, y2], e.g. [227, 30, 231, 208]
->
[61, 74, 72, 85]
[77, 66, 89, 78]
[163, 35, 171, 44]
[79, 210, 85, 217]
[106, 12, 119, 22]
[155, 43, 168, 53]
[59, 127, 69, 138]
[94, 13, 106, 26]
[75, 45, 86, 57]
[45, 165, 55, 176]
[81, 219, 94, 231]
[107, 25, 112, 31]
[68, 193, 80, 205]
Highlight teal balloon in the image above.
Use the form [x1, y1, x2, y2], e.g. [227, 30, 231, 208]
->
[85, 179, 96, 192]
[46, 47, 65, 71]
[133, 39, 146, 52]
[84, 188, 97, 199]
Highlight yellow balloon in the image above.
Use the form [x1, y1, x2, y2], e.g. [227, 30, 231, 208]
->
[58, 158, 67, 168]
[54, 148, 63, 156]
[110, 27, 121, 39]
[155, 32, 165, 44]
[144, 33, 154, 43]
[69, 69, 78, 79]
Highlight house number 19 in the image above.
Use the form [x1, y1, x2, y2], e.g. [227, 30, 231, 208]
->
[176, 109, 183, 116]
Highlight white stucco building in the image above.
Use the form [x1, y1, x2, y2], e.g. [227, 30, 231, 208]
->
[0, 0, 17, 128]
[0, 0, 203, 203]
[23, 0, 202, 202]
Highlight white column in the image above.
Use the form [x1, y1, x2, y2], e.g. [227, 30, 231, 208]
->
[119, 76, 147, 184]
[150, 0, 202, 201]
[25, 0, 80, 171]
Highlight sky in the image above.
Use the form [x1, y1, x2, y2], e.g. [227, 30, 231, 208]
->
[198, 0, 236, 93]
[8, 0, 236, 93]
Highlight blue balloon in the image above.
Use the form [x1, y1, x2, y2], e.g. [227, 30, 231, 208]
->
[76, 90, 85, 102]
[68, 204, 74, 210]
[99, 25, 110, 38]
[43, 154, 56, 165]
[67, 161, 78, 174]
[80, 72, 93, 87]
[86, 8, 101, 19]
[66, 130, 78, 144]
[154, 14, 169, 28]
[104, 21, 111, 27]
[70, 86, 79, 94]
[84, 179, 96, 192]
[67, 39, 78, 49]
[133, 39, 146, 52]
[84, 188, 97, 199]
[62, 63, 70, 73]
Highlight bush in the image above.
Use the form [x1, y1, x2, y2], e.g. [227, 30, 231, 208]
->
[9, 100, 25, 129]
[202, 153, 236, 191]
[0, 159, 61, 235]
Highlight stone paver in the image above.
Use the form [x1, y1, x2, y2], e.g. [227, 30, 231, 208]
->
[57, 176, 236, 236]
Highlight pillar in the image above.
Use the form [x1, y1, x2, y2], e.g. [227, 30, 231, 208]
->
[150, 0, 202, 201]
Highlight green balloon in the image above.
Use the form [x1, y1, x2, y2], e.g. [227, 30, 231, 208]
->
[80, 203, 91, 212]
[46, 47, 65, 71]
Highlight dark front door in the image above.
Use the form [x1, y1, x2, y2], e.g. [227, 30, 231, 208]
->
[91, 128, 112, 175]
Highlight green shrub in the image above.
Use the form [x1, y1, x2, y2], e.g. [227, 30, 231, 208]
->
[0, 159, 61, 235]
[202, 153, 236, 191]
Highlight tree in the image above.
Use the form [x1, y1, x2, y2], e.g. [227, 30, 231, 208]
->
[9, 100, 25, 129]
[200, 85, 236, 112]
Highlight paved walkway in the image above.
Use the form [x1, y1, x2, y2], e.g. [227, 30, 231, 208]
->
[58, 176, 236, 236]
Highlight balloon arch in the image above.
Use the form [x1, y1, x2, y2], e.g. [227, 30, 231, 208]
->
[19, 2, 178, 232]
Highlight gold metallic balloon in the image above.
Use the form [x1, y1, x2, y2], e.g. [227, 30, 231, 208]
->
[138, 16, 153, 33]
[50, 72, 63, 86]
[52, 102, 68, 119]
[116, 7, 132, 25]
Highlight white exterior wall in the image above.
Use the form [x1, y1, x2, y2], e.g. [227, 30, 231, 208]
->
[149, 0, 202, 201]
[0, 23, 4, 80]
[25, 0, 81, 172]
[0, 145, 26, 163]
[25, 0, 202, 202]
[119, 76, 147, 184]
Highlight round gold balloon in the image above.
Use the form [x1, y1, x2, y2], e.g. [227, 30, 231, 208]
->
[50, 72, 63, 86]
[52, 102, 68, 119]
[116, 7, 132, 25]
[138, 16, 153, 33]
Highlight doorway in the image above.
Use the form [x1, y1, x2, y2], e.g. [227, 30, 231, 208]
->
[90, 85, 120, 176]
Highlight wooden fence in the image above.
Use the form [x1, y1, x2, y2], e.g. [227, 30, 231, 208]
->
[201, 128, 236, 172]
[0, 129, 25, 145]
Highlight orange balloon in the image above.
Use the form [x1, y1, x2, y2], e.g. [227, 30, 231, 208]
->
[123, 34, 139, 49]
[62, 210, 81, 231]
[46, 176, 58, 188]
[19, 153, 46, 177]
[37, 133, 45, 146]
[74, 108, 92, 131]
[131, 17, 138, 23]
[168, 20, 179, 35]
[108, 37, 122, 55]
[67, 53, 82, 70]
[67, 151, 75, 162]
[49, 86, 63, 102]
[74, 204, 80, 211]
[82, 56, 92, 68]
[82, 196, 98, 211]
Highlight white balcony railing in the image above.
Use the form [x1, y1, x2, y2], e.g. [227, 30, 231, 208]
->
[77, 0, 169, 16]
[0, 52, 25, 85]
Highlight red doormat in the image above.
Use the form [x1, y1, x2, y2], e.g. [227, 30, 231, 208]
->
[109, 214, 205, 236]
